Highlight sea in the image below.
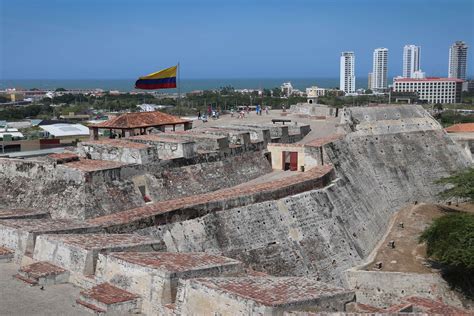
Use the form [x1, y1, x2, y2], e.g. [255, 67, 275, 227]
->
[0, 78, 377, 93]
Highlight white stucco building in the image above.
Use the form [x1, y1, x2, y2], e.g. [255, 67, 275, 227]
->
[372, 48, 388, 91]
[448, 41, 468, 80]
[340, 52, 355, 94]
[393, 77, 463, 104]
[403, 45, 421, 78]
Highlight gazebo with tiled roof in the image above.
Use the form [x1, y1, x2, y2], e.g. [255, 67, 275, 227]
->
[89, 111, 192, 140]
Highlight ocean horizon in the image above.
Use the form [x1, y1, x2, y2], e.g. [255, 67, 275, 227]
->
[0, 78, 384, 94]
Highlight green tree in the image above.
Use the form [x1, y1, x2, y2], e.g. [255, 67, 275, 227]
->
[420, 213, 474, 269]
[419, 213, 474, 298]
[436, 167, 474, 201]
[271, 87, 281, 98]
[55, 87, 67, 92]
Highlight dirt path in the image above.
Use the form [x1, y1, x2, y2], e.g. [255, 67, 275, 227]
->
[366, 203, 473, 273]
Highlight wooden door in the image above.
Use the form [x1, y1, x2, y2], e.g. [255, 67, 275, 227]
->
[290, 152, 298, 171]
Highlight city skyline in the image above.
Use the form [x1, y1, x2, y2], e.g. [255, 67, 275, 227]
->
[1, 0, 473, 80]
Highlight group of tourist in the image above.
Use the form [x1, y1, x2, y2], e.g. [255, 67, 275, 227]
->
[198, 104, 270, 122]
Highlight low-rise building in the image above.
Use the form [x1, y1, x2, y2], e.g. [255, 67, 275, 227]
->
[306, 86, 326, 104]
[393, 77, 463, 104]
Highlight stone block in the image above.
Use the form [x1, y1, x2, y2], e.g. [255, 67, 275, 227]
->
[0, 219, 99, 261]
[175, 277, 355, 315]
[95, 251, 244, 314]
[127, 134, 197, 160]
[33, 233, 162, 276]
[78, 139, 157, 164]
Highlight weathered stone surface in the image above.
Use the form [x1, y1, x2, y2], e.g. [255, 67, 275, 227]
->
[88, 165, 334, 232]
[127, 134, 197, 160]
[95, 251, 244, 314]
[345, 269, 463, 308]
[78, 139, 158, 164]
[0, 219, 99, 261]
[174, 277, 355, 315]
[33, 233, 162, 276]
[0, 159, 145, 220]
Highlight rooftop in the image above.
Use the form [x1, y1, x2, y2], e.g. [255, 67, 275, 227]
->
[394, 77, 464, 83]
[445, 122, 474, 133]
[39, 123, 89, 137]
[0, 219, 95, 233]
[189, 277, 352, 306]
[63, 159, 127, 172]
[108, 252, 241, 273]
[305, 134, 344, 147]
[91, 111, 189, 129]
[39, 234, 159, 250]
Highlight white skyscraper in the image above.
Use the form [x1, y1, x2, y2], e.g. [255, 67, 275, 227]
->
[448, 41, 468, 80]
[340, 52, 355, 94]
[403, 45, 421, 78]
[372, 48, 388, 91]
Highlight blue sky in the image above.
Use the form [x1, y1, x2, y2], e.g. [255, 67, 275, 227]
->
[1, 0, 473, 79]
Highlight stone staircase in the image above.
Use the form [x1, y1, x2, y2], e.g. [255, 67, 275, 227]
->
[76, 283, 141, 315]
[14, 261, 69, 286]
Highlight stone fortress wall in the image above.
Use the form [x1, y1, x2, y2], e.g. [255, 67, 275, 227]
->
[136, 105, 471, 286]
[0, 104, 472, 315]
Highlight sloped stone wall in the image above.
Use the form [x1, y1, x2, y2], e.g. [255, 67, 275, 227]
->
[136, 106, 471, 285]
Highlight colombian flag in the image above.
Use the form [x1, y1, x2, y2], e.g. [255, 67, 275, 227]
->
[135, 65, 177, 90]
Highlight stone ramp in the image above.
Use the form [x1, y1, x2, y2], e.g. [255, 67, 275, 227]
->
[87, 164, 335, 232]
[76, 282, 140, 315]
[15, 261, 69, 286]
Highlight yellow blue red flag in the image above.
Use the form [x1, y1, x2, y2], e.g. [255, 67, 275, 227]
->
[135, 65, 177, 90]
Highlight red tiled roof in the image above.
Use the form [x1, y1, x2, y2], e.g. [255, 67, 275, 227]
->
[190, 277, 352, 306]
[91, 111, 189, 129]
[403, 296, 470, 315]
[63, 159, 127, 172]
[394, 77, 464, 83]
[108, 252, 240, 272]
[445, 123, 474, 133]
[305, 134, 344, 147]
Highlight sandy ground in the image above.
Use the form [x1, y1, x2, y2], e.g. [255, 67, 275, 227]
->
[0, 262, 86, 315]
[367, 203, 474, 273]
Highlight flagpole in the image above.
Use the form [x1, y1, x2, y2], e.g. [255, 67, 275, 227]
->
[177, 62, 181, 107]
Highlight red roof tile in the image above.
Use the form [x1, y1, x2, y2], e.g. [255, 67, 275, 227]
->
[191, 277, 352, 306]
[445, 123, 474, 133]
[305, 134, 344, 147]
[403, 296, 470, 315]
[64, 159, 127, 172]
[108, 252, 240, 273]
[91, 111, 189, 129]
